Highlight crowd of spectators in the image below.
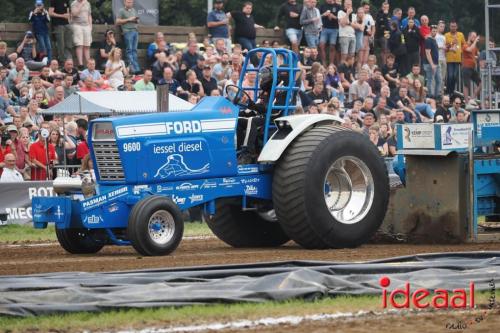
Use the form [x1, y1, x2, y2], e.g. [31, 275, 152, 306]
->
[0, 0, 497, 182]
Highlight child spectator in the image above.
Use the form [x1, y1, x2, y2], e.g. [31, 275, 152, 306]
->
[29, 0, 52, 61]
[0, 42, 16, 69]
[98, 29, 118, 70]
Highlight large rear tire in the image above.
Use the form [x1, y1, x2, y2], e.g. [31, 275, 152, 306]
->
[55, 228, 104, 254]
[273, 125, 389, 248]
[128, 196, 184, 256]
[204, 198, 290, 247]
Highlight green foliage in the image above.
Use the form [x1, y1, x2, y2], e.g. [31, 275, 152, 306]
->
[0, 0, 35, 23]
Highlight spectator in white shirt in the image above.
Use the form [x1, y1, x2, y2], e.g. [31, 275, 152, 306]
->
[0, 153, 24, 182]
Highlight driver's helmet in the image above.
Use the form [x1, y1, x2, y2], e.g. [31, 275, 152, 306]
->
[277, 66, 290, 87]
[259, 66, 273, 93]
[259, 65, 291, 93]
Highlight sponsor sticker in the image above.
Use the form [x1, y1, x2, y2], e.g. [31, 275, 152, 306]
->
[219, 177, 239, 187]
[176, 182, 200, 191]
[189, 194, 204, 203]
[241, 177, 260, 184]
[172, 195, 186, 205]
[154, 154, 210, 179]
[84, 214, 104, 225]
[237, 165, 259, 174]
[245, 185, 258, 195]
[156, 185, 174, 192]
[82, 187, 128, 210]
[200, 180, 217, 189]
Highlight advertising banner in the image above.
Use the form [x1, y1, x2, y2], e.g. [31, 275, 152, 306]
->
[440, 124, 472, 150]
[0, 181, 56, 225]
[401, 124, 435, 149]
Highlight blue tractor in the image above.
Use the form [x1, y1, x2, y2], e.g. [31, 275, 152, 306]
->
[33, 48, 389, 256]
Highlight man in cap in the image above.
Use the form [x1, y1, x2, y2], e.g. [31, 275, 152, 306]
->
[192, 55, 207, 80]
[30, 0, 52, 61]
[46, 73, 64, 97]
[201, 65, 218, 97]
[207, 1, 232, 52]
[16, 30, 48, 71]
[6, 124, 25, 172]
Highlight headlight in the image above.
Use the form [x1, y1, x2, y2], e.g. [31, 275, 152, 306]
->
[92, 122, 115, 141]
[276, 120, 291, 129]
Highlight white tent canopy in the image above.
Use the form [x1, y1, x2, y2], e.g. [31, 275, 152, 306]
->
[40, 91, 193, 115]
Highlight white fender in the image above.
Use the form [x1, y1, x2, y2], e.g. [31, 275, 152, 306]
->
[257, 114, 344, 163]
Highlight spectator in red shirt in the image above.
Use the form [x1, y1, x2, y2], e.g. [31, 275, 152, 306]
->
[48, 86, 65, 107]
[75, 118, 89, 164]
[0, 132, 13, 177]
[419, 15, 431, 59]
[29, 123, 57, 180]
[462, 31, 481, 100]
[79, 75, 100, 92]
[76, 137, 89, 161]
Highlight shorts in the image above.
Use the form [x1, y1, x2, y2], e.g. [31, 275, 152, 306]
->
[462, 67, 480, 86]
[355, 31, 364, 53]
[339, 36, 356, 55]
[72, 24, 92, 47]
[304, 33, 319, 48]
[285, 28, 303, 44]
[319, 28, 339, 45]
[375, 36, 388, 51]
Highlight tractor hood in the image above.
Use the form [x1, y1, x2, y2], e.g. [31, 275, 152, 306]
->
[88, 97, 239, 185]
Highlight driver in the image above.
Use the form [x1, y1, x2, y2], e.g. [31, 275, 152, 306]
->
[236, 66, 290, 164]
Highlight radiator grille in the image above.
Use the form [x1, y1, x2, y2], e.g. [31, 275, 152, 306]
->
[92, 141, 125, 181]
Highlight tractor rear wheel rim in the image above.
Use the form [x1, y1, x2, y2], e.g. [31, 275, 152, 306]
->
[324, 156, 374, 225]
[148, 210, 175, 245]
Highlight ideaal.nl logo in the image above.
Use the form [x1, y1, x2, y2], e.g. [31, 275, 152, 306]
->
[379, 276, 496, 329]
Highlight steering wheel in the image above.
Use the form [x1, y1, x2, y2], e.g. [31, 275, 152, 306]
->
[225, 84, 253, 109]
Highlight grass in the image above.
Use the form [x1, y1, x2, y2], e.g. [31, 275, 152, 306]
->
[0, 222, 212, 244]
[1, 291, 497, 333]
[0, 295, 380, 333]
[0, 224, 57, 243]
[183, 221, 212, 237]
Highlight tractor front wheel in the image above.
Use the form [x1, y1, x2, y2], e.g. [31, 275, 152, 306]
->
[128, 196, 184, 256]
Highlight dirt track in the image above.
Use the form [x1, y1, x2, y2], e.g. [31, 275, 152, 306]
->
[225, 309, 500, 333]
[1, 238, 499, 276]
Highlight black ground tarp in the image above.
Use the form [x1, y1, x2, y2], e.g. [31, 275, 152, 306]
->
[0, 251, 499, 316]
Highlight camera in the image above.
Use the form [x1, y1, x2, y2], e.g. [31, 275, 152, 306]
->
[1, 131, 10, 147]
